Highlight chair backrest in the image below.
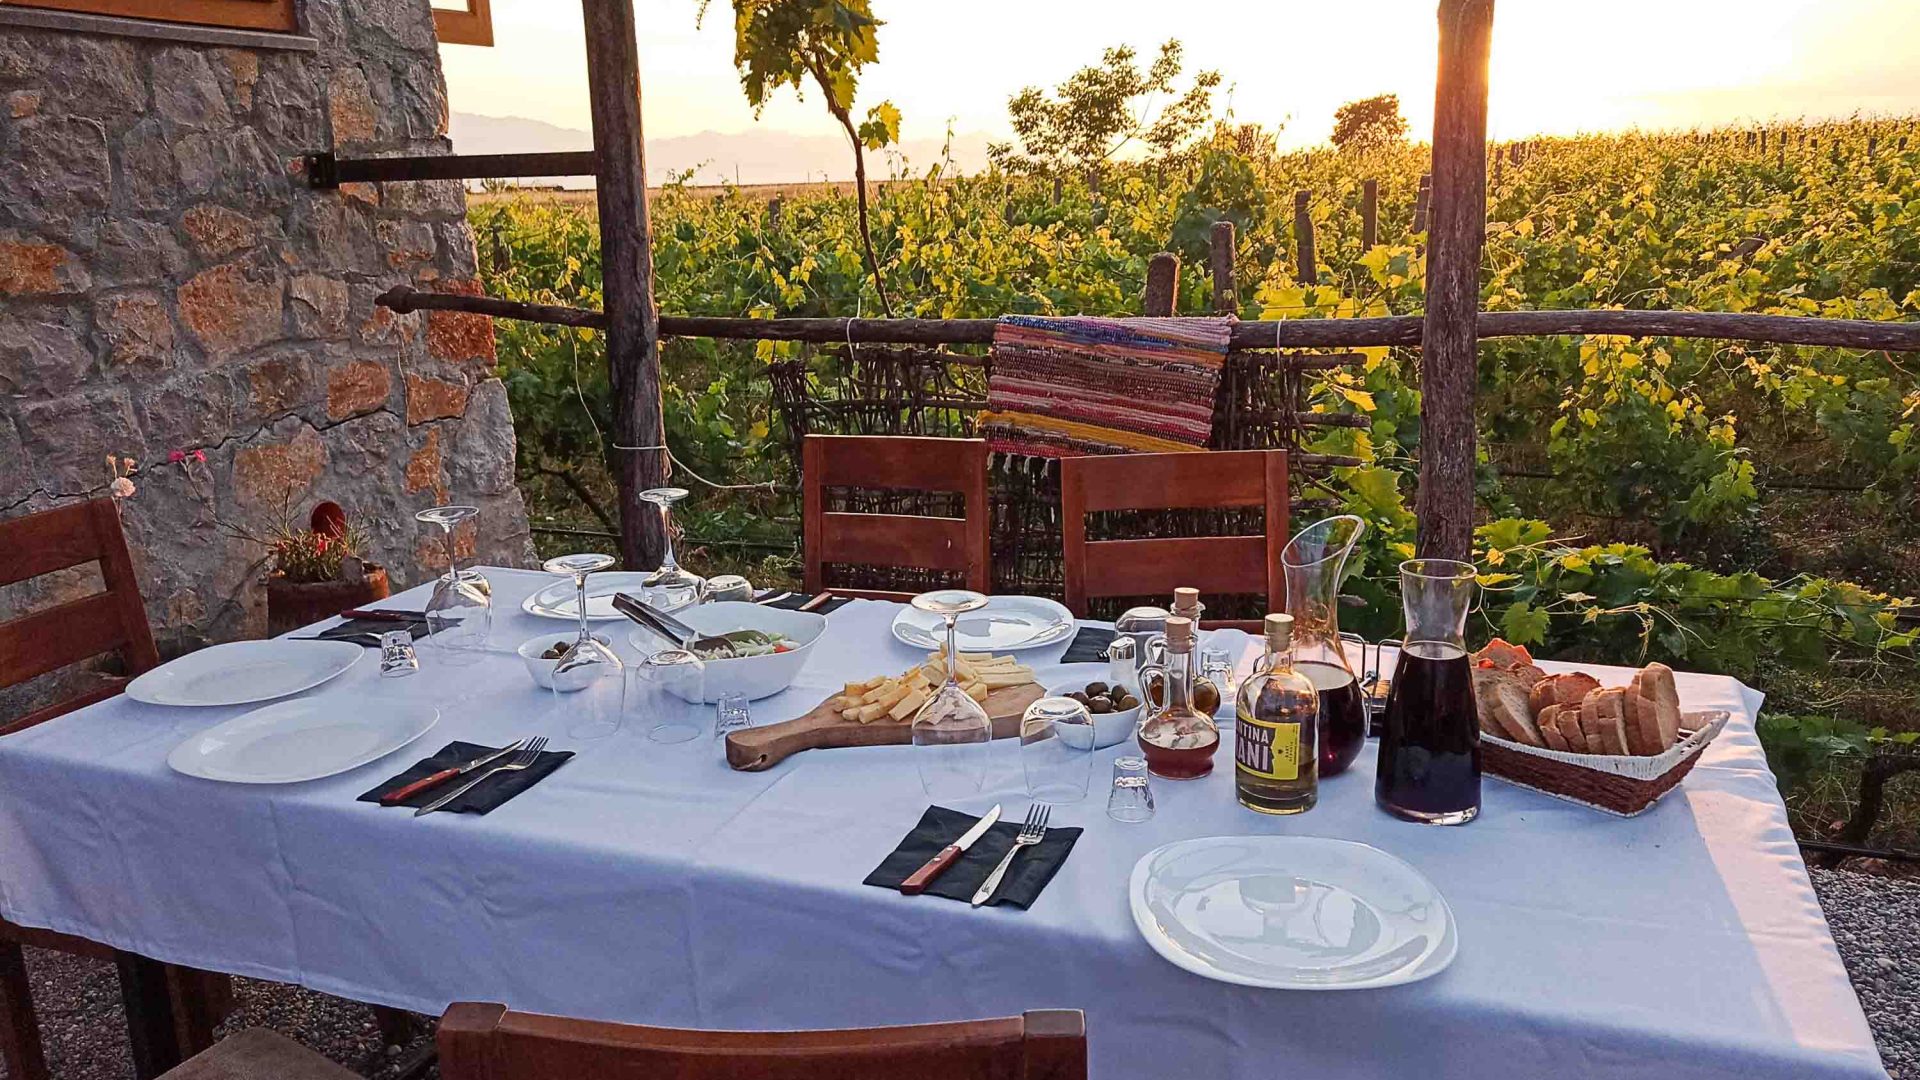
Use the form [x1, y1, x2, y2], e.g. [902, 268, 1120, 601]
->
[0, 498, 159, 735]
[1060, 449, 1289, 630]
[802, 435, 991, 602]
[438, 1003, 1087, 1080]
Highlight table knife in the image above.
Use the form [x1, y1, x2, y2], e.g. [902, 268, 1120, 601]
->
[899, 805, 1001, 895]
[380, 740, 527, 806]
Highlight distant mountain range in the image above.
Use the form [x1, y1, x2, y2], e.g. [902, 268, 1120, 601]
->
[449, 113, 997, 188]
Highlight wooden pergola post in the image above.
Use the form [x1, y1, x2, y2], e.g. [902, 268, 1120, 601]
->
[582, 0, 668, 569]
[1417, 0, 1495, 561]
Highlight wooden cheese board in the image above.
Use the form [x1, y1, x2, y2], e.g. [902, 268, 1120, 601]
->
[724, 682, 1046, 772]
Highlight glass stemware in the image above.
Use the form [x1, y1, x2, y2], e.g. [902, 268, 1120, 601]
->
[909, 589, 994, 799]
[639, 487, 707, 612]
[416, 505, 491, 663]
[543, 553, 625, 737]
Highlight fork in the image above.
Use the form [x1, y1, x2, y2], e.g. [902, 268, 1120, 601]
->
[414, 737, 548, 817]
[971, 803, 1050, 907]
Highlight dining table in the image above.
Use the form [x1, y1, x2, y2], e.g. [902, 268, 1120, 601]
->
[0, 566, 1888, 1080]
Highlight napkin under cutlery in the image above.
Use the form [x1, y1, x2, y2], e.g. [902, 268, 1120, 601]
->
[1059, 626, 1117, 664]
[865, 806, 1082, 908]
[301, 615, 433, 648]
[359, 741, 573, 815]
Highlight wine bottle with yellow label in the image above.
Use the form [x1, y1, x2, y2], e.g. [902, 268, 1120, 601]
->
[1234, 613, 1319, 814]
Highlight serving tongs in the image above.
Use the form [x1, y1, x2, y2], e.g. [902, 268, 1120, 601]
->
[611, 592, 776, 658]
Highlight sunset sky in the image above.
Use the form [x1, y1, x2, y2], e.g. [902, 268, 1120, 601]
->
[439, 1, 1920, 174]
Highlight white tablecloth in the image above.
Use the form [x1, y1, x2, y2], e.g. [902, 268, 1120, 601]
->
[0, 568, 1885, 1080]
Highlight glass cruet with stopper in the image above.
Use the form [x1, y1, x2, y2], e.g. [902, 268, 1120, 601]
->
[1168, 588, 1221, 715]
[1136, 616, 1219, 779]
[1376, 559, 1481, 825]
[1281, 515, 1370, 777]
[1234, 613, 1319, 814]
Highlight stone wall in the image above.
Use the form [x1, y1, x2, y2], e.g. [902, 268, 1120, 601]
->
[0, 0, 532, 663]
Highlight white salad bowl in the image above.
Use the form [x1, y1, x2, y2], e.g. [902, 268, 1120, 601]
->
[627, 601, 826, 702]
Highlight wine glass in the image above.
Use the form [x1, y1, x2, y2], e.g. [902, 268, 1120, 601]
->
[543, 553, 624, 737]
[910, 589, 994, 799]
[639, 487, 706, 612]
[416, 505, 491, 663]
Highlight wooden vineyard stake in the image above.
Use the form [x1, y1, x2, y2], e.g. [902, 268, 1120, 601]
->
[1144, 252, 1180, 316]
[1361, 179, 1379, 251]
[1294, 191, 1317, 285]
[1417, 0, 1496, 562]
[1211, 220, 1237, 315]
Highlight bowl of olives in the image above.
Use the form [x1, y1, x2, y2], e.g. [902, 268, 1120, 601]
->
[1047, 677, 1143, 749]
[517, 631, 610, 691]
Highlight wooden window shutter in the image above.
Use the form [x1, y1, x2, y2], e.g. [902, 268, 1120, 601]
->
[3, 0, 297, 32]
[430, 0, 491, 46]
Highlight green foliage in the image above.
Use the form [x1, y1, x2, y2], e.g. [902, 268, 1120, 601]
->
[708, 0, 882, 114]
[1757, 713, 1918, 798]
[1331, 94, 1409, 152]
[994, 40, 1221, 180]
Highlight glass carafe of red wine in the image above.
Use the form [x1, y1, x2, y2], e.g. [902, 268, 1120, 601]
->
[1376, 559, 1481, 825]
[1281, 515, 1369, 777]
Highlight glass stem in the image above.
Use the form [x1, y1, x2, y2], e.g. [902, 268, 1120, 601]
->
[943, 613, 959, 686]
[657, 502, 679, 572]
[441, 524, 458, 583]
[574, 572, 592, 643]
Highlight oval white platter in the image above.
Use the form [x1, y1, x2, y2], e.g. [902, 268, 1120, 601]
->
[890, 595, 1077, 652]
[1129, 835, 1457, 990]
[167, 694, 439, 784]
[522, 572, 656, 621]
[127, 640, 363, 708]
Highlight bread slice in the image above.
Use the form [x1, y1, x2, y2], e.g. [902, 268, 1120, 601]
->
[1473, 667, 1543, 746]
[1577, 686, 1631, 755]
[1528, 672, 1600, 717]
[1473, 638, 1535, 670]
[1536, 704, 1573, 753]
[1547, 703, 1589, 753]
[1623, 663, 1683, 755]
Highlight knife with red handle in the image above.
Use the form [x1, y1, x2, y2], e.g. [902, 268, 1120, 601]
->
[380, 740, 527, 806]
[899, 805, 1001, 895]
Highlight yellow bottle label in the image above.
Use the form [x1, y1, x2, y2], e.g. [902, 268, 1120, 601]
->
[1235, 715, 1301, 781]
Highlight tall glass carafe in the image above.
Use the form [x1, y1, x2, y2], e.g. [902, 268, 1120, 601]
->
[1375, 559, 1481, 825]
[1281, 515, 1369, 776]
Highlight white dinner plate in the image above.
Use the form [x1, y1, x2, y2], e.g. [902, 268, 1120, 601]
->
[890, 595, 1077, 652]
[126, 640, 363, 708]
[521, 572, 656, 621]
[167, 694, 439, 784]
[1129, 836, 1457, 990]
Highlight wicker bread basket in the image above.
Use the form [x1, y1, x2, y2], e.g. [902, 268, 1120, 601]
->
[1482, 710, 1729, 816]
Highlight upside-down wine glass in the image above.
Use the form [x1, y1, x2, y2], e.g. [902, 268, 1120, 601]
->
[415, 505, 491, 664]
[909, 589, 994, 799]
[543, 553, 625, 738]
[639, 487, 707, 612]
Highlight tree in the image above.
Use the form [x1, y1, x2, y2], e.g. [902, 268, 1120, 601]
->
[1331, 93, 1409, 151]
[992, 40, 1221, 184]
[703, 0, 899, 314]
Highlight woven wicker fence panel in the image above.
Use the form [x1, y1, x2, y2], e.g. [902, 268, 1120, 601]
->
[771, 344, 1353, 612]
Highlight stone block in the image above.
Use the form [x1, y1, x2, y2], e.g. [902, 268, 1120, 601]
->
[240, 349, 315, 423]
[292, 199, 379, 271]
[325, 358, 392, 420]
[232, 422, 327, 508]
[403, 426, 442, 495]
[381, 179, 466, 218]
[0, 33, 146, 117]
[327, 66, 376, 147]
[18, 386, 140, 494]
[135, 368, 237, 452]
[219, 50, 260, 113]
[151, 48, 233, 129]
[0, 415, 29, 507]
[0, 235, 89, 296]
[4, 116, 110, 221]
[118, 118, 180, 213]
[290, 274, 350, 338]
[0, 311, 93, 397]
[177, 262, 286, 359]
[181, 203, 263, 262]
[404, 371, 469, 425]
[93, 290, 176, 368]
[7, 90, 42, 119]
[377, 219, 436, 268]
[95, 219, 190, 287]
[446, 379, 518, 496]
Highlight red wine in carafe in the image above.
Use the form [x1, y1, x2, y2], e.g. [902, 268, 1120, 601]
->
[1375, 641, 1480, 824]
[1297, 660, 1368, 778]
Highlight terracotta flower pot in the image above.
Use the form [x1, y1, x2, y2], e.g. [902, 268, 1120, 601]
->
[265, 565, 390, 637]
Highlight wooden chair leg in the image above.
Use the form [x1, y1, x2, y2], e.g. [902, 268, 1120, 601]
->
[115, 951, 184, 1080]
[166, 967, 229, 1058]
[1, 938, 51, 1080]
[373, 1004, 420, 1047]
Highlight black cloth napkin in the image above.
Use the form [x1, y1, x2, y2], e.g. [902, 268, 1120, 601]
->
[358, 741, 574, 815]
[865, 806, 1082, 908]
[302, 615, 432, 647]
[1060, 625, 1117, 664]
[760, 593, 854, 615]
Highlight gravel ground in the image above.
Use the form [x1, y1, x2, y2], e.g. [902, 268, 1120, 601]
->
[3, 868, 1915, 1078]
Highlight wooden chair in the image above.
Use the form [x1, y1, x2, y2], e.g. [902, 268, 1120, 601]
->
[438, 1002, 1088, 1080]
[1060, 449, 1289, 631]
[802, 435, 991, 602]
[0, 498, 226, 1080]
